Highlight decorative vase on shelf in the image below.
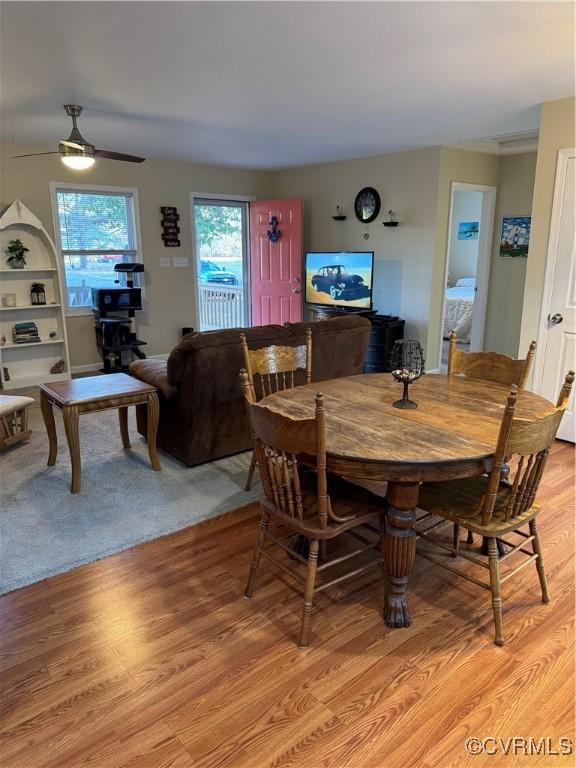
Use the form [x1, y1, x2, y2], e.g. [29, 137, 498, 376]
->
[2, 293, 17, 307]
[5, 238, 29, 269]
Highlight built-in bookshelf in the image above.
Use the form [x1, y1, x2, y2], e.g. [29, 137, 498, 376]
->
[0, 200, 71, 390]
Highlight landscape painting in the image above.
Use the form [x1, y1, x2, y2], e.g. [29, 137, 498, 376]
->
[458, 221, 479, 240]
[500, 216, 531, 257]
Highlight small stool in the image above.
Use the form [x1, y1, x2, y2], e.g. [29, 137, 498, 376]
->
[0, 395, 34, 449]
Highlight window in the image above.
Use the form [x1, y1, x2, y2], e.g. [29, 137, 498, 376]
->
[52, 185, 141, 311]
[193, 198, 249, 330]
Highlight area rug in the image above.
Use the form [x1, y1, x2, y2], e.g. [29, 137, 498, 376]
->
[0, 389, 258, 594]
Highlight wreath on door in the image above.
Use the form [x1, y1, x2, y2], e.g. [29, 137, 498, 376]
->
[267, 216, 281, 242]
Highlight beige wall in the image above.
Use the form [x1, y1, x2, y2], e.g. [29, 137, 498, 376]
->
[519, 97, 576, 355]
[484, 152, 537, 356]
[272, 147, 442, 347]
[0, 143, 272, 366]
[273, 145, 536, 366]
[0, 108, 559, 372]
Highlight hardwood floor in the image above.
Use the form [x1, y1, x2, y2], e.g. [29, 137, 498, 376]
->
[1, 441, 574, 768]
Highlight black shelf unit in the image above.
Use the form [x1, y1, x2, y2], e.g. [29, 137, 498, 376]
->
[93, 316, 147, 373]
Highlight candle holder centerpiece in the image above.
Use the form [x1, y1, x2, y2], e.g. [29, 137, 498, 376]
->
[390, 339, 425, 409]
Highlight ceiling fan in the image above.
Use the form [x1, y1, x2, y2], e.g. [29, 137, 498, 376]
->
[13, 105, 145, 169]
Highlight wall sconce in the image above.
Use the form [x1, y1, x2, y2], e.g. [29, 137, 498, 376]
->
[332, 205, 347, 221]
[383, 209, 400, 227]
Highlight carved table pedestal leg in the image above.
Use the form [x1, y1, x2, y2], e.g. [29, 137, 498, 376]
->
[382, 481, 419, 628]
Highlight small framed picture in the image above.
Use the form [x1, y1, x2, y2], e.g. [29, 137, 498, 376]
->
[500, 216, 531, 258]
[458, 221, 479, 240]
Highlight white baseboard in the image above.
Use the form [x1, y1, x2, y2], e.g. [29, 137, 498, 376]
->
[71, 362, 101, 375]
[71, 354, 169, 376]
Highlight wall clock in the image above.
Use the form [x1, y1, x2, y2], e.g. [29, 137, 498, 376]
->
[354, 187, 381, 223]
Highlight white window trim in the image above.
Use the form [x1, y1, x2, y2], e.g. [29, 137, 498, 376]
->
[50, 181, 143, 317]
[189, 191, 254, 330]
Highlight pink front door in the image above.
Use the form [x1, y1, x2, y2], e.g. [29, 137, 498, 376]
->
[250, 198, 303, 325]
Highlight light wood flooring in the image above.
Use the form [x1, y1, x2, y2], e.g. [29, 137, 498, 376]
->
[1, 440, 574, 768]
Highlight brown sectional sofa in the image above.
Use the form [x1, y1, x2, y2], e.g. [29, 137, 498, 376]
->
[130, 315, 371, 466]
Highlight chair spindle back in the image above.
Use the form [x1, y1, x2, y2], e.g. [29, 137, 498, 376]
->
[240, 329, 312, 402]
[239, 370, 334, 529]
[447, 332, 536, 388]
[480, 370, 574, 526]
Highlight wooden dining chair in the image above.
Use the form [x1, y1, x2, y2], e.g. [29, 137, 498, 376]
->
[240, 370, 384, 647]
[448, 332, 537, 548]
[240, 328, 312, 490]
[415, 370, 574, 645]
[447, 332, 537, 388]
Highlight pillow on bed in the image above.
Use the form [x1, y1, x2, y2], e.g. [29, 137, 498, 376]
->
[455, 277, 476, 288]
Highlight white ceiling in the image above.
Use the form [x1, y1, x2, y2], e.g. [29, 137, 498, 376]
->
[1, 2, 573, 169]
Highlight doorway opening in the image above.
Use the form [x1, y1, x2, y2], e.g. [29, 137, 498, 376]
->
[192, 197, 250, 331]
[439, 182, 497, 371]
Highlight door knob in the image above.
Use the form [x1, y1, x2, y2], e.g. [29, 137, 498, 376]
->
[549, 313, 564, 325]
[292, 288, 301, 295]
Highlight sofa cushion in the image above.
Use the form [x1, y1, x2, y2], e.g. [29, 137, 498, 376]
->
[287, 315, 371, 382]
[129, 359, 178, 400]
[166, 324, 292, 386]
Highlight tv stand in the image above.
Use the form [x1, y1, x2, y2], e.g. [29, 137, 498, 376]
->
[306, 304, 405, 373]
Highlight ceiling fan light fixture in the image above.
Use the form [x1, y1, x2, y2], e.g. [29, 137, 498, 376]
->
[59, 137, 96, 170]
[13, 106, 145, 165]
[61, 154, 95, 170]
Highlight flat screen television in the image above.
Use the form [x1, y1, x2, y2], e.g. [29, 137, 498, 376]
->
[305, 251, 374, 310]
[91, 287, 142, 312]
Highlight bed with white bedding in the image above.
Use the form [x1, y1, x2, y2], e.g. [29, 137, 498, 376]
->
[443, 277, 475, 341]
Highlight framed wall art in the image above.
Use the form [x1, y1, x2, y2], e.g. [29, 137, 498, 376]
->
[457, 221, 479, 240]
[499, 216, 531, 258]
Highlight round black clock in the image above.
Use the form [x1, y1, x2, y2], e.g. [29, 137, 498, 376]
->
[354, 187, 381, 223]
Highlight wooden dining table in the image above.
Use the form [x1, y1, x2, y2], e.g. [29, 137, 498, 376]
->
[260, 372, 555, 629]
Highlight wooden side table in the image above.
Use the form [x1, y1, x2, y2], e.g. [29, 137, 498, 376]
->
[39, 373, 161, 493]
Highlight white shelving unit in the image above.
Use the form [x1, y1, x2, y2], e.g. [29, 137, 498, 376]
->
[0, 304, 62, 312]
[0, 200, 71, 390]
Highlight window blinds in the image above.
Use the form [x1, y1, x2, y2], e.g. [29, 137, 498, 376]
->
[56, 190, 136, 253]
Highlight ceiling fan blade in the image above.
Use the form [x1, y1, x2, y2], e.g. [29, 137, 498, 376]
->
[60, 140, 86, 151]
[13, 151, 60, 158]
[95, 149, 145, 163]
